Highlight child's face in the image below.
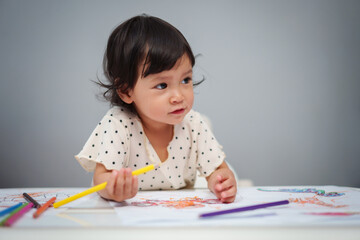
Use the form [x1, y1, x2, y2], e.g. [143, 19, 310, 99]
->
[123, 55, 194, 128]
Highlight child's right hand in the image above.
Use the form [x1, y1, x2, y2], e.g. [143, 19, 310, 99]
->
[105, 168, 138, 202]
[94, 163, 138, 202]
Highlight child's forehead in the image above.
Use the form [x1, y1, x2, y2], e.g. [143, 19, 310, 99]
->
[168, 54, 192, 70]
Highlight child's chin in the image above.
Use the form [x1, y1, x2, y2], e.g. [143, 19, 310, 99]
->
[168, 116, 186, 125]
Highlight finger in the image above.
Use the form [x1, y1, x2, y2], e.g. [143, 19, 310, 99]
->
[106, 170, 118, 196]
[214, 174, 227, 192]
[123, 168, 133, 197]
[221, 190, 236, 203]
[212, 184, 224, 200]
[220, 186, 237, 202]
[215, 177, 231, 192]
[131, 175, 138, 198]
[215, 182, 223, 192]
[114, 168, 125, 198]
[212, 190, 222, 201]
[218, 178, 235, 191]
[216, 175, 224, 183]
[220, 195, 236, 203]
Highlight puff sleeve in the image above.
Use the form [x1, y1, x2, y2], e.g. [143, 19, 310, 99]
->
[75, 115, 130, 172]
[193, 113, 226, 177]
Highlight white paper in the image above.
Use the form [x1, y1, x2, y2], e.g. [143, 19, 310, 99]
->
[111, 186, 360, 226]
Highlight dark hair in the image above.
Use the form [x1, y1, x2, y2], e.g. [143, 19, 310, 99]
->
[97, 14, 198, 112]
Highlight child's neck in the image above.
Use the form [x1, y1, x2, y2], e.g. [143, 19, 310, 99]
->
[141, 121, 174, 162]
[142, 121, 174, 143]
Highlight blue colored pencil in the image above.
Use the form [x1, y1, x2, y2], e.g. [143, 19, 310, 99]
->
[0, 203, 27, 226]
[199, 200, 290, 218]
[0, 203, 23, 217]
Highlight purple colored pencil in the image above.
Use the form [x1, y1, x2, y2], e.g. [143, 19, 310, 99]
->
[4, 202, 33, 226]
[199, 200, 289, 218]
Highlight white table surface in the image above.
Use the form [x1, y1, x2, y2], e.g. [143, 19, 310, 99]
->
[1, 186, 359, 240]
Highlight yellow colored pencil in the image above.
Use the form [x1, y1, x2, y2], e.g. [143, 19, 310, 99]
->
[53, 163, 160, 208]
[131, 163, 158, 175]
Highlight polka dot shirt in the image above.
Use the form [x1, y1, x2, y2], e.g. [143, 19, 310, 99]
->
[75, 107, 225, 190]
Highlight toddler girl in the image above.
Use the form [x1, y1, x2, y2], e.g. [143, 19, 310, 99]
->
[75, 14, 237, 203]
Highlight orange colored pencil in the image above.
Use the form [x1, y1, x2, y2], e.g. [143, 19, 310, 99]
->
[33, 197, 56, 218]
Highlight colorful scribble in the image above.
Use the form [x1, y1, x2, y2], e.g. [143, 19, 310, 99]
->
[130, 196, 221, 209]
[257, 188, 344, 197]
[0, 190, 70, 208]
[289, 197, 348, 208]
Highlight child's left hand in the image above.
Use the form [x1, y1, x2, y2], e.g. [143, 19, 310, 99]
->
[206, 162, 237, 203]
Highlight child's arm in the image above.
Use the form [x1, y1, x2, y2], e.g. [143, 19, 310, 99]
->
[206, 161, 237, 203]
[93, 163, 138, 202]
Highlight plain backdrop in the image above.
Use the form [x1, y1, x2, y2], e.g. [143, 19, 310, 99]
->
[0, 0, 359, 188]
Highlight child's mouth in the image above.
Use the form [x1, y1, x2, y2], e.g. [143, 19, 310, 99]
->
[170, 108, 185, 114]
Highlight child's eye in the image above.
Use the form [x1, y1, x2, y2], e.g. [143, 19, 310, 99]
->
[181, 77, 192, 84]
[155, 83, 167, 89]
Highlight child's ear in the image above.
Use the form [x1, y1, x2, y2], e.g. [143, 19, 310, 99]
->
[117, 88, 133, 104]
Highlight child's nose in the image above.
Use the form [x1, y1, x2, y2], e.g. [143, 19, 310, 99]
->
[170, 90, 184, 104]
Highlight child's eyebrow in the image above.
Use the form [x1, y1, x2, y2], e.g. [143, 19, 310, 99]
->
[177, 68, 193, 79]
[150, 68, 193, 81]
[182, 69, 193, 76]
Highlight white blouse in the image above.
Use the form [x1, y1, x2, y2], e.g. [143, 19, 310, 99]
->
[75, 107, 225, 190]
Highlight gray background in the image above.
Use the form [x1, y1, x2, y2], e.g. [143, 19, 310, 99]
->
[1, 0, 359, 188]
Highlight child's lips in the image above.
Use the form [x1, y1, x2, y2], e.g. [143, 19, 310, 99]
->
[170, 108, 185, 114]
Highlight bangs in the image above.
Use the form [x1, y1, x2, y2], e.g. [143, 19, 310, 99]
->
[140, 17, 195, 78]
